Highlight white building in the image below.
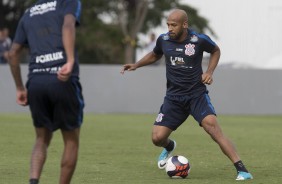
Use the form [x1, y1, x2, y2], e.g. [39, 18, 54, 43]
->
[184, 0, 282, 69]
[138, 0, 282, 69]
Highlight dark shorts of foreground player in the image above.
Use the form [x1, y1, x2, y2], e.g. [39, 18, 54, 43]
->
[27, 75, 84, 131]
[154, 91, 216, 130]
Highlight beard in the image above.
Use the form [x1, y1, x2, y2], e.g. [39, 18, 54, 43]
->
[169, 29, 183, 40]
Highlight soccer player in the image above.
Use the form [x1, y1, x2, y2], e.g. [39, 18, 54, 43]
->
[121, 9, 253, 180]
[8, 0, 84, 184]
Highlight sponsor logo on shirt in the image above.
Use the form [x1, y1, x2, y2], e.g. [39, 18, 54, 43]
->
[185, 43, 195, 56]
[36, 51, 64, 64]
[30, 0, 57, 17]
[170, 56, 185, 66]
[32, 66, 61, 74]
[176, 48, 183, 52]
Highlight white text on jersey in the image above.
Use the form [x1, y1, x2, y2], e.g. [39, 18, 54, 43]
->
[30, 1, 57, 17]
[36, 51, 63, 64]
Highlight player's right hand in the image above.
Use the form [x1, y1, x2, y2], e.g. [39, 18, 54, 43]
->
[57, 62, 73, 81]
[120, 64, 137, 74]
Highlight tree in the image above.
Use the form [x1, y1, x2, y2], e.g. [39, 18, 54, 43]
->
[75, 0, 126, 64]
[1, 0, 214, 64]
[0, 0, 36, 34]
[79, 0, 215, 64]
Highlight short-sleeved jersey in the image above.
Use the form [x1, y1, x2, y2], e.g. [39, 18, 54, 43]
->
[153, 29, 217, 97]
[13, 0, 81, 78]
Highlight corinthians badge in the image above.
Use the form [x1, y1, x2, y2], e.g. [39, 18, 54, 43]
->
[185, 43, 195, 56]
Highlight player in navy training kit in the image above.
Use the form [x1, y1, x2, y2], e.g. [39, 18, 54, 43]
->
[121, 9, 253, 180]
[8, 0, 84, 184]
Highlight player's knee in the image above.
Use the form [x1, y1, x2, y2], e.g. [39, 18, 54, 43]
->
[202, 121, 223, 142]
[61, 159, 77, 170]
[152, 134, 166, 147]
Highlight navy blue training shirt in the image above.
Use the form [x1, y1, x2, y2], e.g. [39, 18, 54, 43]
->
[153, 29, 217, 97]
[13, 0, 81, 78]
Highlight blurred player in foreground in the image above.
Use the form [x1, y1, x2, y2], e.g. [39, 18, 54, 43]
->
[8, 0, 84, 183]
[121, 9, 253, 180]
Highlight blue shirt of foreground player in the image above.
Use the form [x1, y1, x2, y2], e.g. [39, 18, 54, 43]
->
[153, 29, 216, 97]
[13, 0, 81, 79]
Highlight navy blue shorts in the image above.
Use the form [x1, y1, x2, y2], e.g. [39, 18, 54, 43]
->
[154, 91, 216, 130]
[26, 75, 84, 131]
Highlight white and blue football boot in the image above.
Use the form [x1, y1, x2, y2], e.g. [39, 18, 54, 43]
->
[236, 171, 253, 180]
[157, 140, 176, 169]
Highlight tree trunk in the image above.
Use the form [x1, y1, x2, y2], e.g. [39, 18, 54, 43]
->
[124, 43, 135, 64]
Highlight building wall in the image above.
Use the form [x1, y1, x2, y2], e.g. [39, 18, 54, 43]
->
[1, 64, 281, 115]
[181, 0, 282, 69]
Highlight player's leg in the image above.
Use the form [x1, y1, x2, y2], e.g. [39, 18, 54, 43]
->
[152, 96, 187, 169]
[201, 115, 240, 162]
[201, 115, 253, 180]
[152, 125, 176, 169]
[152, 125, 173, 147]
[59, 128, 80, 184]
[192, 92, 252, 180]
[27, 76, 54, 183]
[29, 127, 53, 183]
[51, 78, 83, 183]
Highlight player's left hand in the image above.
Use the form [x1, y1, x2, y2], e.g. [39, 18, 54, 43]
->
[57, 62, 73, 81]
[202, 73, 213, 85]
[16, 88, 28, 106]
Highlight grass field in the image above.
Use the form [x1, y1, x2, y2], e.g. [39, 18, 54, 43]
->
[0, 113, 282, 184]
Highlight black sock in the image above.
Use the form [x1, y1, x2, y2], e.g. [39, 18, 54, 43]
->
[29, 179, 39, 184]
[234, 160, 248, 173]
[165, 139, 174, 151]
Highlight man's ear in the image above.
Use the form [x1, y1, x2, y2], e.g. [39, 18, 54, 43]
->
[183, 21, 188, 29]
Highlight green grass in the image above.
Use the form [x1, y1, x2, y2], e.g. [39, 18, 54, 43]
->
[0, 113, 282, 184]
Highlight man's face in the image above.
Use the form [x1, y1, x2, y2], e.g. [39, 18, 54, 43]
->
[166, 16, 187, 40]
[167, 20, 183, 40]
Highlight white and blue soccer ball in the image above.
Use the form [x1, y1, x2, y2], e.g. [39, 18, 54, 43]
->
[165, 155, 191, 178]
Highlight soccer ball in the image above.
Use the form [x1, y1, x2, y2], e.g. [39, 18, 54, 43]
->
[165, 155, 191, 178]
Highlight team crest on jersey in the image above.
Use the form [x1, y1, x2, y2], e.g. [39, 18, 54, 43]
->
[156, 113, 164, 123]
[162, 34, 169, 40]
[185, 43, 195, 56]
[190, 35, 198, 42]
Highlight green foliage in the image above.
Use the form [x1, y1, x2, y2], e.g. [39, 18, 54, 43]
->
[1, 0, 215, 64]
[77, 18, 125, 64]
[1, 114, 282, 183]
[0, 0, 35, 34]
[141, 0, 178, 33]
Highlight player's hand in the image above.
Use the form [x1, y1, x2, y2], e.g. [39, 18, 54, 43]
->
[57, 62, 73, 81]
[202, 72, 213, 85]
[16, 88, 28, 106]
[120, 64, 137, 74]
